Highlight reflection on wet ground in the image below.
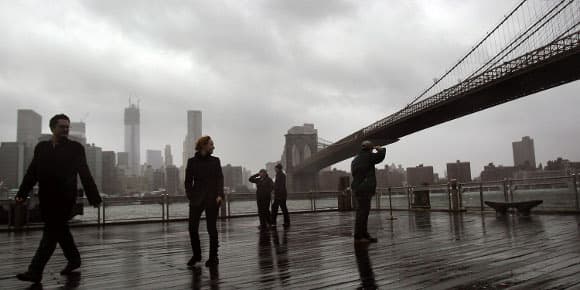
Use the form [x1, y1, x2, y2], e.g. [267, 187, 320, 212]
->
[2, 211, 580, 289]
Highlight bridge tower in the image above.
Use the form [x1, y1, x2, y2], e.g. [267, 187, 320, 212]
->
[284, 124, 318, 192]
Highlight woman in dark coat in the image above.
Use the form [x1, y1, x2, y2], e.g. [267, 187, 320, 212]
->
[184, 136, 224, 267]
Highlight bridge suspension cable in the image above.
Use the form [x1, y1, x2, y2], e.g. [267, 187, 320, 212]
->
[354, 0, 580, 141]
[298, 0, 580, 172]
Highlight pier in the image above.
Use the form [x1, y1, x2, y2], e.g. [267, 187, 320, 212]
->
[2, 211, 580, 289]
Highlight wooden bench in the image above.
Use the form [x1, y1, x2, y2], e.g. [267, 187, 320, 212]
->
[484, 200, 543, 216]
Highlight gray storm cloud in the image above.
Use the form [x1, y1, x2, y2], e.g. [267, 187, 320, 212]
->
[0, 0, 578, 176]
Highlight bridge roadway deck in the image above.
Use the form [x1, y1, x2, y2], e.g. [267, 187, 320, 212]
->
[1, 211, 580, 289]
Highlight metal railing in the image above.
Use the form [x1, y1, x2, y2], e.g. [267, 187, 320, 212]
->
[2, 174, 579, 230]
[377, 173, 580, 212]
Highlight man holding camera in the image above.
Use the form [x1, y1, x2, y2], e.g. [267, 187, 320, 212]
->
[350, 140, 386, 243]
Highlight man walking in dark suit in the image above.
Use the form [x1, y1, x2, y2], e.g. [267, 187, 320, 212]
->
[350, 140, 386, 243]
[249, 169, 274, 230]
[15, 114, 102, 283]
[271, 164, 290, 228]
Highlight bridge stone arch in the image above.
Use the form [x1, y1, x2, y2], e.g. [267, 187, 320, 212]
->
[284, 124, 318, 192]
[291, 144, 300, 167]
[303, 144, 312, 160]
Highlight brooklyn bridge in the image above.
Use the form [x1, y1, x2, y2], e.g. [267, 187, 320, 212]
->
[283, 0, 580, 191]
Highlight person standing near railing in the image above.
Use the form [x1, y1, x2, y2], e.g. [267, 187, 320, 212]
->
[249, 169, 274, 230]
[271, 164, 290, 228]
[15, 114, 102, 284]
[351, 140, 386, 243]
[184, 136, 224, 268]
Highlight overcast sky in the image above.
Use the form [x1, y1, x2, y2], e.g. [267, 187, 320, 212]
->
[0, 0, 578, 177]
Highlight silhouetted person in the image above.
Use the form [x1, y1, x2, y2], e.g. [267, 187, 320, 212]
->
[271, 164, 290, 228]
[354, 243, 377, 290]
[15, 114, 102, 284]
[249, 169, 273, 230]
[351, 140, 385, 243]
[185, 136, 224, 268]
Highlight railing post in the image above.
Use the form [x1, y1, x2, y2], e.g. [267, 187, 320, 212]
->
[166, 195, 170, 221]
[219, 193, 227, 219]
[508, 179, 514, 202]
[313, 191, 317, 211]
[407, 186, 412, 209]
[573, 174, 579, 210]
[502, 179, 508, 202]
[227, 193, 231, 217]
[447, 183, 452, 211]
[479, 182, 484, 212]
[387, 187, 396, 220]
[161, 194, 166, 222]
[168, 194, 171, 220]
[102, 197, 106, 226]
[458, 183, 463, 209]
[97, 202, 101, 226]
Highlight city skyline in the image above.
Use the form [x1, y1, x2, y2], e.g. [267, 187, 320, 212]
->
[0, 1, 579, 176]
[0, 106, 577, 179]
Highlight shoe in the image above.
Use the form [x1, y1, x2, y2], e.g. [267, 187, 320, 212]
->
[205, 257, 219, 267]
[187, 256, 202, 267]
[60, 262, 81, 275]
[16, 271, 42, 283]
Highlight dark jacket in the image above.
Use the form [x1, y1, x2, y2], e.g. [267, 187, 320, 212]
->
[16, 139, 101, 222]
[249, 174, 274, 199]
[185, 152, 224, 206]
[350, 147, 386, 196]
[274, 172, 287, 200]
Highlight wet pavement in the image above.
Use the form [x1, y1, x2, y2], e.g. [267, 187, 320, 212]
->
[1, 211, 580, 289]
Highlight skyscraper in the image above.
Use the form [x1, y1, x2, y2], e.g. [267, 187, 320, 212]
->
[124, 103, 140, 176]
[376, 164, 406, 187]
[406, 164, 434, 186]
[117, 152, 129, 174]
[512, 136, 536, 170]
[0, 142, 26, 189]
[222, 164, 244, 191]
[480, 163, 516, 181]
[17, 109, 42, 179]
[165, 165, 180, 195]
[153, 169, 165, 191]
[182, 110, 202, 167]
[85, 144, 103, 192]
[446, 160, 472, 182]
[164, 144, 173, 167]
[146, 149, 163, 169]
[102, 151, 118, 195]
[17, 109, 42, 148]
[70, 121, 87, 145]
